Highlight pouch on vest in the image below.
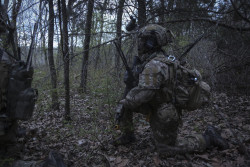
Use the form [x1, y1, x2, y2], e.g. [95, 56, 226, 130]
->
[155, 56, 211, 111]
[7, 61, 37, 120]
[175, 68, 210, 111]
[14, 88, 37, 120]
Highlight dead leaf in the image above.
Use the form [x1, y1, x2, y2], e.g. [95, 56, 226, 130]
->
[221, 129, 233, 139]
[153, 155, 161, 166]
[195, 154, 210, 161]
[118, 159, 129, 167]
[77, 139, 87, 146]
[115, 156, 122, 164]
[109, 156, 116, 162]
[236, 156, 245, 166]
[211, 158, 221, 167]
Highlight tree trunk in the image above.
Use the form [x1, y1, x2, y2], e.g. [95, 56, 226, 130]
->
[94, 0, 107, 69]
[70, 20, 75, 66]
[48, 0, 59, 111]
[160, 0, 165, 24]
[55, 17, 62, 74]
[60, 0, 71, 120]
[137, 0, 146, 28]
[79, 0, 94, 93]
[148, 0, 155, 23]
[115, 0, 125, 75]
[68, 0, 77, 66]
[10, 0, 22, 59]
[42, 7, 48, 68]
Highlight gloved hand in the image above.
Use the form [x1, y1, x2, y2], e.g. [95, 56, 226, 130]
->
[123, 70, 135, 86]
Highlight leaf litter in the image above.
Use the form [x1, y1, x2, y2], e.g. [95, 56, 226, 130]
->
[12, 92, 250, 166]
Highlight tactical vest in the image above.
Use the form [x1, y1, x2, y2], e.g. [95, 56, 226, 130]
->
[7, 61, 37, 120]
[0, 49, 37, 121]
[155, 56, 211, 111]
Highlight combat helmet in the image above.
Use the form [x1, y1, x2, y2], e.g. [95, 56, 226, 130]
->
[138, 24, 172, 54]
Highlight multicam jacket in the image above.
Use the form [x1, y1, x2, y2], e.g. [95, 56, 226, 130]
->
[122, 51, 170, 109]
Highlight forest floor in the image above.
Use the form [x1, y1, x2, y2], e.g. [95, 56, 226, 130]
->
[14, 90, 250, 167]
[2, 66, 249, 167]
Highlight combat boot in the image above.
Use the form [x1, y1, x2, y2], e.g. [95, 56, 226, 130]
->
[203, 125, 229, 150]
[111, 132, 136, 146]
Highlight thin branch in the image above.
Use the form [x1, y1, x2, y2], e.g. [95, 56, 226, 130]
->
[230, 0, 250, 24]
[159, 18, 250, 31]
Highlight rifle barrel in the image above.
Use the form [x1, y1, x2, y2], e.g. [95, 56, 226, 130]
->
[114, 41, 132, 74]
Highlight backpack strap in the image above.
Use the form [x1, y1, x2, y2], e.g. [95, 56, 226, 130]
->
[153, 55, 179, 104]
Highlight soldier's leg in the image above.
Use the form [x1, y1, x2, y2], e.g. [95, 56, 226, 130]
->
[176, 134, 207, 153]
[149, 103, 181, 146]
[120, 108, 134, 133]
[157, 126, 229, 156]
[111, 108, 135, 145]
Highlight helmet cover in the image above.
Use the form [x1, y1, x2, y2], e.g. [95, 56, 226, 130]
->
[138, 24, 168, 46]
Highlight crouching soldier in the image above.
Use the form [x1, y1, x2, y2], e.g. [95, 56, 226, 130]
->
[111, 24, 229, 156]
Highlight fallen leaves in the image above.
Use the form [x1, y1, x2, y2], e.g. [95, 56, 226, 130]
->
[114, 156, 128, 167]
[14, 92, 250, 166]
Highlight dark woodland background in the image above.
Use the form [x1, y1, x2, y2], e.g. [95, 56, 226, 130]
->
[0, 0, 250, 166]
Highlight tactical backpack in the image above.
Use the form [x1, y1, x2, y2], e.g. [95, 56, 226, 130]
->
[155, 56, 211, 111]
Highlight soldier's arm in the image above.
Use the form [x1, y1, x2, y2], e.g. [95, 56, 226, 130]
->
[121, 59, 168, 109]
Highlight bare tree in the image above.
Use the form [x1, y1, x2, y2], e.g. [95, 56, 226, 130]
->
[159, 0, 165, 24]
[1, 0, 22, 59]
[94, 0, 108, 69]
[137, 0, 146, 27]
[10, 0, 22, 59]
[80, 0, 94, 93]
[59, 0, 71, 120]
[115, 0, 125, 74]
[48, 0, 59, 111]
[42, 7, 48, 68]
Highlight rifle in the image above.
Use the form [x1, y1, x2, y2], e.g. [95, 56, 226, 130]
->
[114, 41, 137, 97]
[113, 41, 140, 130]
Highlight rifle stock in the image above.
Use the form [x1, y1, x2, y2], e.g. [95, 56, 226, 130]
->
[113, 41, 139, 129]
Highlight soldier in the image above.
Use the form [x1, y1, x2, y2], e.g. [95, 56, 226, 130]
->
[112, 24, 229, 156]
[0, 4, 17, 145]
[0, 3, 37, 156]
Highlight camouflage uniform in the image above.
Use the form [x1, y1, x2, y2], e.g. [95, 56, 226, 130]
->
[114, 24, 228, 154]
[0, 48, 18, 144]
[120, 51, 207, 152]
[0, 5, 37, 150]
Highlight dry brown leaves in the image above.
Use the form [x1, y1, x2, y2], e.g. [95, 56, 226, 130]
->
[16, 92, 250, 166]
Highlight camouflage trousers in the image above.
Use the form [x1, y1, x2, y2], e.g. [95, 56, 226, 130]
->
[120, 103, 207, 153]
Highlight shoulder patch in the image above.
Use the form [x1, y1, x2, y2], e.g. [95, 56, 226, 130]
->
[139, 59, 167, 89]
[142, 59, 162, 75]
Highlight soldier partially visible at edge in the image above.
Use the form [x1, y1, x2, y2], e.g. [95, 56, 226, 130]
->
[0, 3, 37, 155]
[0, 5, 67, 167]
[111, 22, 229, 156]
[0, 4, 17, 145]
